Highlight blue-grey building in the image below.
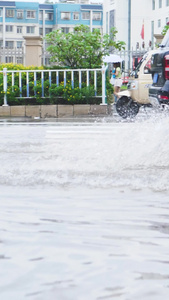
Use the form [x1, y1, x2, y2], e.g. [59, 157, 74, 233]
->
[0, 1, 103, 65]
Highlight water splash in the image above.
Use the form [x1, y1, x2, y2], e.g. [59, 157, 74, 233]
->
[0, 113, 169, 191]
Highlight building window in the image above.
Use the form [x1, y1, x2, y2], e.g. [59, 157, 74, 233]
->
[0, 25, 2, 33]
[16, 57, 23, 64]
[39, 27, 43, 35]
[61, 12, 70, 20]
[158, 19, 161, 27]
[167, 0, 169, 6]
[45, 43, 50, 50]
[159, 0, 162, 7]
[6, 25, 13, 32]
[39, 28, 52, 35]
[6, 9, 14, 18]
[17, 41, 22, 48]
[26, 10, 36, 19]
[109, 10, 115, 35]
[45, 12, 53, 20]
[82, 12, 90, 20]
[166, 17, 169, 24]
[93, 12, 101, 20]
[61, 27, 69, 33]
[152, 0, 155, 9]
[73, 12, 79, 20]
[151, 20, 154, 45]
[45, 57, 50, 66]
[17, 26, 22, 34]
[17, 10, 23, 19]
[26, 26, 35, 34]
[39, 11, 43, 20]
[0, 10, 2, 17]
[5, 41, 14, 49]
[45, 28, 52, 34]
[0, 40, 3, 48]
[5, 57, 13, 63]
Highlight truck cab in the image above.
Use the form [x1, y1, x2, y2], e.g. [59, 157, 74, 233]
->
[129, 50, 156, 104]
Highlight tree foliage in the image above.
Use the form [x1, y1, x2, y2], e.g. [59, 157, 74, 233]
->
[161, 23, 169, 36]
[45, 25, 125, 68]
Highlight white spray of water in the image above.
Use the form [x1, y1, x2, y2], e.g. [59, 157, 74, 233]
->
[0, 113, 169, 191]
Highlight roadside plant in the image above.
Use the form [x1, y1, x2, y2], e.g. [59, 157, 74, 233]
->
[4, 85, 21, 105]
[81, 86, 95, 103]
[162, 23, 169, 36]
[49, 82, 64, 98]
[0, 63, 113, 105]
[63, 84, 82, 104]
[45, 25, 125, 68]
[33, 80, 50, 99]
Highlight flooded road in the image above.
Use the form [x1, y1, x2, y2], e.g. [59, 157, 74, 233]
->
[0, 112, 169, 300]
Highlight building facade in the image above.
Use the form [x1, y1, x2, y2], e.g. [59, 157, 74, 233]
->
[0, 0, 103, 65]
[103, 0, 169, 52]
[2, 0, 169, 67]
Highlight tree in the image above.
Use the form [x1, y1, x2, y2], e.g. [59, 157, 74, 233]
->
[45, 25, 125, 68]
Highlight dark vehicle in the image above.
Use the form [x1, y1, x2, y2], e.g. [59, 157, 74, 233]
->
[149, 30, 169, 107]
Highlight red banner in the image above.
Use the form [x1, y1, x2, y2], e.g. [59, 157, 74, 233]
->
[141, 23, 144, 40]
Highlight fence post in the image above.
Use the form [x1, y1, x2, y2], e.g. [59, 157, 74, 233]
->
[101, 66, 107, 105]
[3, 68, 8, 106]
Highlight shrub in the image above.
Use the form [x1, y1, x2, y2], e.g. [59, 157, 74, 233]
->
[63, 84, 83, 104]
[49, 82, 65, 102]
[0, 63, 112, 105]
[81, 86, 95, 103]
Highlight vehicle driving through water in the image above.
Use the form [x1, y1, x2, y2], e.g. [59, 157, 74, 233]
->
[115, 50, 158, 119]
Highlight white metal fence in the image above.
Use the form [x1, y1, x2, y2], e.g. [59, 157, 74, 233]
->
[1, 66, 108, 106]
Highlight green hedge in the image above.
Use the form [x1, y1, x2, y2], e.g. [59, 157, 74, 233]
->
[0, 63, 113, 105]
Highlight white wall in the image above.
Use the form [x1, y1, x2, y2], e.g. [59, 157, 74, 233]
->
[103, 0, 169, 51]
[115, 0, 129, 48]
[151, 2, 169, 35]
[130, 0, 151, 50]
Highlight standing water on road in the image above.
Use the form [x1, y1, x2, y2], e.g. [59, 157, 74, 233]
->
[1, 112, 169, 300]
